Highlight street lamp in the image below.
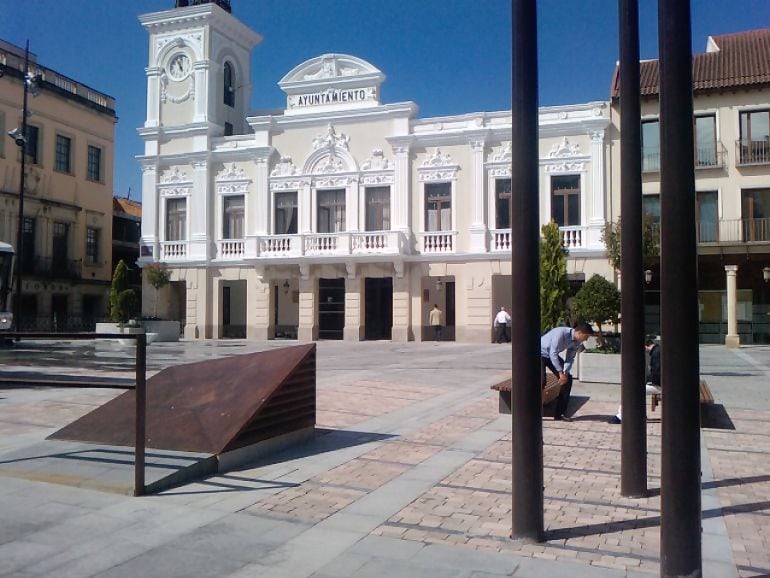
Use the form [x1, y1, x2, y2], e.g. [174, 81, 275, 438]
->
[6, 40, 41, 333]
[763, 267, 770, 283]
[644, 269, 653, 284]
[435, 277, 443, 292]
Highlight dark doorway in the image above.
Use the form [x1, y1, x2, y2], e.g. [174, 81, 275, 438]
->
[445, 280, 456, 341]
[365, 277, 392, 340]
[319, 278, 345, 340]
[52, 294, 68, 331]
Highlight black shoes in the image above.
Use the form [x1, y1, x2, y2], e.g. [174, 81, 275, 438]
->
[610, 416, 621, 424]
[554, 415, 573, 422]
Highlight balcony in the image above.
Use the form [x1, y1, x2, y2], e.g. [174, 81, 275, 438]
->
[489, 226, 589, 252]
[20, 256, 82, 280]
[418, 231, 457, 254]
[253, 231, 407, 258]
[698, 218, 770, 244]
[736, 140, 770, 166]
[160, 241, 187, 260]
[643, 142, 727, 173]
[216, 239, 245, 260]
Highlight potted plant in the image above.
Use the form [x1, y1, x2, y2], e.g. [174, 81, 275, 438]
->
[140, 262, 180, 342]
[572, 274, 622, 383]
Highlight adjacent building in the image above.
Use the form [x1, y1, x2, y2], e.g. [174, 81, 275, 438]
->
[610, 28, 770, 344]
[0, 39, 117, 330]
[137, 1, 613, 342]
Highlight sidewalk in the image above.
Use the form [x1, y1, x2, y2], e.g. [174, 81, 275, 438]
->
[0, 340, 768, 577]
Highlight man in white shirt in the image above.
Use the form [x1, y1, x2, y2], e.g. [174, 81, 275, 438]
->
[493, 306, 512, 343]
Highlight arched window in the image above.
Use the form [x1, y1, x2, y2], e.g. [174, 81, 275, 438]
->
[223, 62, 235, 107]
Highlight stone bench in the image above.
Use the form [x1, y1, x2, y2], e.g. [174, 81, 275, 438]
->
[490, 373, 561, 415]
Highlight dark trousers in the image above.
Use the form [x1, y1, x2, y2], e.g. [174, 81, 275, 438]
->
[494, 324, 508, 343]
[432, 325, 442, 341]
[541, 356, 573, 417]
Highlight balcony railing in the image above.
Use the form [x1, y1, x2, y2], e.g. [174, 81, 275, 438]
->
[255, 231, 407, 258]
[160, 241, 187, 260]
[736, 139, 770, 166]
[652, 218, 770, 244]
[490, 229, 511, 251]
[418, 231, 457, 254]
[643, 142, 727, 173]
[560, 226, 588, 249]
[216, 239, 245, 259]
[20, 256, 82, 280]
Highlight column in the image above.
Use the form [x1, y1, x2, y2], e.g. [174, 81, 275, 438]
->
[193, 60, 211, 124]
[343, 265, 363, 341]
[297, 271, 317, 341]
[139, 164, 158, 259]
[391, 145, 411, 232]
[188, 161, 210, 261]
[725, 265, 740, 347]
[588, 130, 607, 249]
[247, 271, 272, 340]
[391, 262, 411, 342]
[145, 66, 161, 128]
[469, 138, 488, 252]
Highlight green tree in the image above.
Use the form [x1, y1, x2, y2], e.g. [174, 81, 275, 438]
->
[109, 259, 139, 325]
[602, 213, 660, 272]
[539, 220, 568, 333]
[572, 274, 620, 348]
[144, 262, 171, 317]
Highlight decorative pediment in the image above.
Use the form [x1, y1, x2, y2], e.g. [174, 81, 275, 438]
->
[312, 125, 350, 151]
[486, 142, 512, 177]
[361, 149, 391, 171]
[490, 142, 512, 163]
[216, 163, 247, 181]
[159, 167, 190, 184]
[280, 53, 383, 85]
[315, 175, 358, 188]
[270, 156, 299, 177]
[545, 161, 586, 173]
[270, 178, 311, 191]
[313, 156, 345, 174]
[548, 137, 582, 158]
[418, 148, 459, 181]
[361, 173, 395, 185]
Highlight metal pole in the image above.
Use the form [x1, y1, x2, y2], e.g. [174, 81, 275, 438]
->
[510, 0, 543, 542]
[14, 41, 30, 334]
[618, 0, 647, 498]
[658, 0, 702, 575]
[134, 333, 147, 497]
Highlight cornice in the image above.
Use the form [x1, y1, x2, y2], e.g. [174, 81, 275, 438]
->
[247, 102, 418, 132]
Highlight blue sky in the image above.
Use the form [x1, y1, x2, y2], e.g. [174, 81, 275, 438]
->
[2, 0, 769, 201]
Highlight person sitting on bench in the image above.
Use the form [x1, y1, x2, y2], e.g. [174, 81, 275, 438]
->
[612, 336, 662, 424]
[540, 322, 594, 421]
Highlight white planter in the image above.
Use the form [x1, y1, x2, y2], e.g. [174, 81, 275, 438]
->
[141, 320, 180, 342]
[95, 323, 144, 335]
[578, 352, 621, 384]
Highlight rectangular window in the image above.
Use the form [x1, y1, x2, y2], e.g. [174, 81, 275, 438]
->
[739, 110, 770, 164]
[551, 175, 580, 227]
[53, 222, 69, 261]
[222, 195, 244, 239]
[495, 178, 512, 229]
[741, 188, 770, 242]
[365, 186, 390, 231]
[24, 125, 40, 164]
[274, 191, 298, 234]
[55, 134, 72, 173]
[424, 183, 452, 232]
[641, 119, 660, 172]
[694, 115, 717, 167]
[22, 217, 36, 273]
[696, 191, 718, 242]
[317, 189, 346, 233]
[87, 145, 102, 181]
[166, 198, 187, 241]
[86, 227, 99, 265]
[224, 122, 233, 136]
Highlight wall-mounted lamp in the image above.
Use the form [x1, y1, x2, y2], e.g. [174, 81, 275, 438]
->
[435, 277, 443, 292]
[763, 267, 770, 283]
[644, 269, 653, 285]
[282, 279, 290, 294]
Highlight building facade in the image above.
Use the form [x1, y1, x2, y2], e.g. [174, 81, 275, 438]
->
[0, 39, 117, 330]
[610, 28, 770, 344]
[137, 2, 613, 343]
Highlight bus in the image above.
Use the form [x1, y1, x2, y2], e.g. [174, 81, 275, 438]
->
[0, 242, 14, 330]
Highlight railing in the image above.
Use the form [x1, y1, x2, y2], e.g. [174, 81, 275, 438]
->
[258, 235, 299, 257]
[669, 218, 770, 244]
[418, 231, 457, 254]
[644, 142, 727, 173]
[304, 233, 340, 255]
[216, 239, 244, 259]
[560, 226, 587, 249]
[351, 231, 403, 254]
[736, 139, 770, 166]
[490, 229, 511, 251]
[160, 241, 187, 260]
[0, 332, 147, 496]
[20, 256, 82, 279]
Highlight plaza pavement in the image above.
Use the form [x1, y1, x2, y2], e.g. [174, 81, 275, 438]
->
[0, 340, 768, 577]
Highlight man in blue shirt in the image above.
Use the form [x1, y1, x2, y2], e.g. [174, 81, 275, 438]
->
[540, 322, 594, 421]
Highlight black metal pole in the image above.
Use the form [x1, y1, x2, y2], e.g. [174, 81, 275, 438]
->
[658, 0, 702, 575]
[510, 0, 543, 542]
[134, 333, 147, 497]
[618, 0, 647, 498]
[14, 41, 30, 334]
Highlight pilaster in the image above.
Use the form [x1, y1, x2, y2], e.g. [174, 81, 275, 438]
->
[725, 265, 740, 348]
[140, 164, 158, 259]
[248, 271, 272, 340]
[588, 129, 607, 248]
[343, 265, 363, 341]
[392, 145, 411, 232]
[392, 263, 412, 342]
[469, 138, 488, 252]
[298, 273, 318, 341]
[145, 66, 161, 128]
[188, 160, 211, 261]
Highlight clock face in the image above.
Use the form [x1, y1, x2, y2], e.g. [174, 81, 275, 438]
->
[168, 53, 191, 81]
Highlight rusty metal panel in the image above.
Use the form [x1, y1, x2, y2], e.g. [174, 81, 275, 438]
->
[49, 344, 316, 455]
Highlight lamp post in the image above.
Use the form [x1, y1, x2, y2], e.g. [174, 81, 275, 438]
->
[6, 41, 40, 333]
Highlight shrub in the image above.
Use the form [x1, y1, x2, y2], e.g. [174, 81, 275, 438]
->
[539, 221, 568, 333]
[109, 259, 139, 324]
[572, 274, 620, 349]
[144, 262, 171, 317]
